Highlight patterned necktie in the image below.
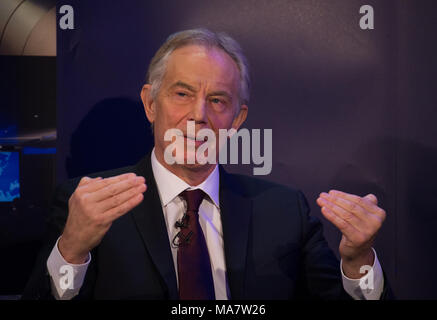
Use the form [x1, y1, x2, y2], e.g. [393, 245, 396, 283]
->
[176, 189, 215, 300]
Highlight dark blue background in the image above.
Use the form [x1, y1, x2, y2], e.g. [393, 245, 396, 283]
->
[56, 0, 437, 298]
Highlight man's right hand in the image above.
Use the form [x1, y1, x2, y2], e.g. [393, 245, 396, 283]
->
[58, 173, 147, 264]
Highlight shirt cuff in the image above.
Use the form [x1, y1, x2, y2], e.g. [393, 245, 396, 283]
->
[46, 236, 91, 300]
[340, 247, 384, 300]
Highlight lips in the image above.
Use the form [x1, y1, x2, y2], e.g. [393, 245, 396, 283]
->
[184, 135, 208, 141]
[183, 135, 208, 147]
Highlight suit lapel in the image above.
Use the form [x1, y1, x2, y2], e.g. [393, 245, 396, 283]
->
[219, 167, 253, 299]
[131, 154, 179, 299]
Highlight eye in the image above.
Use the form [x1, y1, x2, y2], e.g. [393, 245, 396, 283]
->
[177, 92, 187, 97]
[211, 98, 222, 104]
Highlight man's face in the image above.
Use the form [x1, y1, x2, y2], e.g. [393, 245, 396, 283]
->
[141, 44, 248, 173]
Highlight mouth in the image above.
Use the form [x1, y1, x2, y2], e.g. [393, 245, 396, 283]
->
[184, 134, 206, 141]
[183, 134, 208, 147]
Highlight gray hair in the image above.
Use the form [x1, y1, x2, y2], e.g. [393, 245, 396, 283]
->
[146, 28, 250, 106]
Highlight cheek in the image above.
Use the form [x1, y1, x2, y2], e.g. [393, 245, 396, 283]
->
[155, 104, 187, 129]
[207, 109, 236, 131]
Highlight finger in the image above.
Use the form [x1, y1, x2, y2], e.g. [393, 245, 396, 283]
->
[103, 192, 144, 223]
[82, 173, 137, 193]
[320, 206, 361, 241]
[329, 190, 386, 219]
[98, 182, 147, 212]
[320, 192, 370, 223]
[317, 195, 365, 231]
[91, 175, 145, 202]
[78, 176, 101, 187]
[364, 193, 378, 205]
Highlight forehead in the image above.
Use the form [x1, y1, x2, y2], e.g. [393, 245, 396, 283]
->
[163, 44, 240, 92]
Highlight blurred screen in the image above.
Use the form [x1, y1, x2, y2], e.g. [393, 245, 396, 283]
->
[0, 151, 20, 202]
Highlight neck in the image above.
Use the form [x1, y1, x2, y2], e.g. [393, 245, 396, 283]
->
[154, 149, 216, 186]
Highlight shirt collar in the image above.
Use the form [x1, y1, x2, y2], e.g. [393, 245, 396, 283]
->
[151, 148, 220, 208]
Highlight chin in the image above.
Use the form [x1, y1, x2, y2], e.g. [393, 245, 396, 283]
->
[181, 163, 208, 171]
[181, 152, 216, 171]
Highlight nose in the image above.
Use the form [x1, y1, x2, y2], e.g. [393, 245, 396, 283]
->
[189, 97, 207, 124]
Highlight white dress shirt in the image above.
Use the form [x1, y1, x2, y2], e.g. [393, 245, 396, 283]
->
[47, 148, 384, 300]
[150, 149, 229, 299]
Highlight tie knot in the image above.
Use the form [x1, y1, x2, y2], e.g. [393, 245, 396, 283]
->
[181, 189, 205, 212]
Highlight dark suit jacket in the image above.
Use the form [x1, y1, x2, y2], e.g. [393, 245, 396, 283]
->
[22, 153, 392, 300]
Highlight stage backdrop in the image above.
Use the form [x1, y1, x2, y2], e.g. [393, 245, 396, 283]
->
[55, 0, 437, 299]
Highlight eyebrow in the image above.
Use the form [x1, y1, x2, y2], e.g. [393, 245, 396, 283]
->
[169, 81, 233, 100]
[208, 90, 232, 101]
[169, 81, 197, 92]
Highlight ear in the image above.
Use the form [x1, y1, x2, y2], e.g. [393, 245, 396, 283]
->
[231, 104, 248, 130]
[140, 84, 156, 124]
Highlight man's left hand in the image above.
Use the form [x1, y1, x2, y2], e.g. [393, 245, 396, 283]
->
[316, 190, 386, 279]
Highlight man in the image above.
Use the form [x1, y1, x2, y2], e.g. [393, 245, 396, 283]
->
[23, 28, 390, 300]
